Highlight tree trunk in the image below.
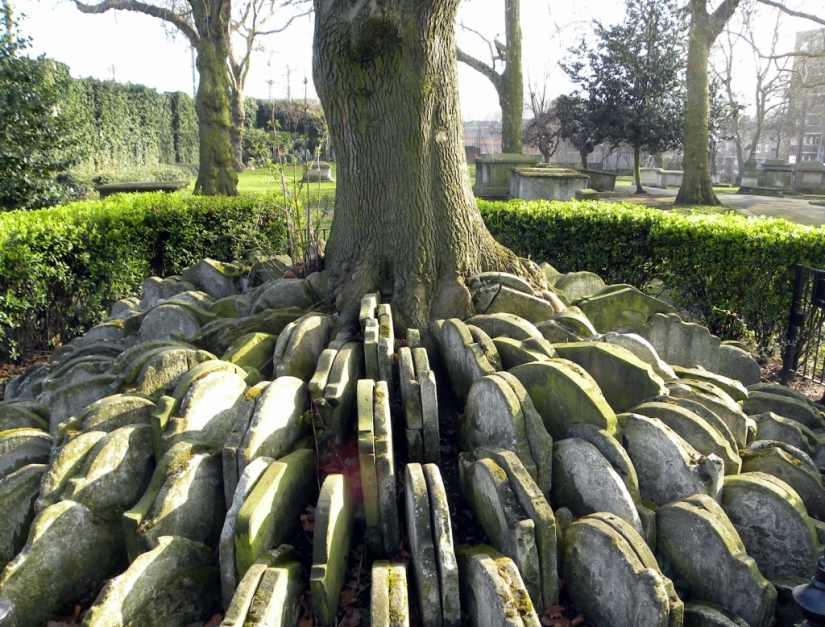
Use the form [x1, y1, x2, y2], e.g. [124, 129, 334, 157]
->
[192, 0, 237, 196]
[230, 84, 245, 172]
[580, 149, 589, 170]
[313, 0, 539, 330]
[653, 152, 665, 168]
[499, 0, 523, 153]
[633, 145, 645, 193]
[675, 9, 719, 205]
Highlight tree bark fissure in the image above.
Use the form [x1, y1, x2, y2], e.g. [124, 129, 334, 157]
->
[313, 0, 536, 330]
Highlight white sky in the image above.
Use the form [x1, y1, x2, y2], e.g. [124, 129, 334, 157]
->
[18, 0, 825, 121]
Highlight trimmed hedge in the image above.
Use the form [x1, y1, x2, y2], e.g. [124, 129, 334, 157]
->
[480, 199, 825, 350]
[0, 193, 286, 361]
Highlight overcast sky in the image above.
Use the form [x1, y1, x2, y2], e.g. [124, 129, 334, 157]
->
[19, 0, 823, 121]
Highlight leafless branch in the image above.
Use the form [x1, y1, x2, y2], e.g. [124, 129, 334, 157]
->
[756, 0, 825, 26]
[73, 0, 198, 43]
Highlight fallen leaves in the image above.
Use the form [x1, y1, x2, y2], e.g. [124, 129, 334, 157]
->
[301, 505, 316, 533]
[540, 604, 584, 627]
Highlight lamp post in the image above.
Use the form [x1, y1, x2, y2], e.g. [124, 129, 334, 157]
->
[795, 553, 825, 625]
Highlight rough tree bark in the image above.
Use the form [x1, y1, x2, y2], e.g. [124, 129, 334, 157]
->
[456, 0, 523, 153]
[73, 0, 238, 195]
[313, 0, 540, 331]
[675, 0, 741, 206]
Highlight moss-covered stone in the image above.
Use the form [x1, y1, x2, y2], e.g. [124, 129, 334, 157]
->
[0, 463, 46, 568]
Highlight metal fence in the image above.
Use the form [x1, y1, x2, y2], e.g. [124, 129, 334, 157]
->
[781, 264, 825, 385]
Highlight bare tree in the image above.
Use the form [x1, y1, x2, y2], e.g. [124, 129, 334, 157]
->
[523, 79, 561, 162]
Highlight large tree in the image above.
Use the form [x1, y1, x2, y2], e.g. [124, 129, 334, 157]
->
[456, 0, 523, 153]
[313, 0, 541, 331]
[554, 94, 602, 169]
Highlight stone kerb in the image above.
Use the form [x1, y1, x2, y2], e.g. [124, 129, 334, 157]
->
[509, 167, 591, 202]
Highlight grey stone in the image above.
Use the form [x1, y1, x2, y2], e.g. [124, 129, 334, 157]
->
[640, 312, 722, 371]
[647, 395, 739, 454]
[370, 561, 410, 627]
[209, 294, 253, 319]
[431, 318, 498, 405]
[555, 271, 606, 302]
[222, 332, 279, 378]
[552, 438, 644, 536]
[77, 394, 155, 433]
[358, 379, 381, 541]
[561, 513, 683, 627]
[48, 375, 118, 432]
[317, 342, 364, 445]
[752, 411, 820, 455]
[578, 287, 675, 333]
[139, 275, 198, 310]
[683, 603, 752, 627]
[619, 412, 724, 505]
[374, 381, 400, 554]
[110, 338, 196, 378]
[717, 345, 761, 386]
[138, 302, 202, 341]
[405, 463, 442, 627]
[83, 535, 219, 627]
[0, 464, 46, 568]
[231, 559, 305, 627]
[0, 428, 52, 480]
[554, 342, 667, 412]
[167, 289, 216, 309]
[465, 312, 543, 341]
[455, 544, 540, 627]
[468, 272, 535, 296]
[673, 365, 749, 403]
[359, 292, 379, 332]
[466, 324, 502, 371]
[510, 360, 618, 440]
[0, 500, 126, 627]
[423, 464, 460, 626]
[129, 347, 215, 401]
[563, 423, 640, 500]
[251, 278, 316, 314]
[0, 404, 49, 433]
[536, 319, 586, 343]
[189, 307, 304, 357]
[669, 382, 752, 448]
[274, 313, 334, 381]
[548, 310, 597, 338]
[110, 296, 140, 318]
[600, 331, 676, 380]
[234, 448, 317, 578]
[743, 391, 825, 431]
[311, 474, 356, 627]
[721, 472, 822, 578]
[748, 382, 825, 411]
[36, 431, 107, 512]
[74, 321, 126, 346]
[630, 401, 742, 475]
[657, 494, 777, 627]
[182, 258, 241, 299]
[493, 337, 552, 369]
[482, 285, 557, 323]
[399, 347, 423, 431]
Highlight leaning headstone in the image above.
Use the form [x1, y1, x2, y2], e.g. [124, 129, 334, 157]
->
[274, 313, 334, 381]
[682, 603, 751, 627]
[128, 347, 216, 401]
[657, 494, 777, 627]
[405, 463, 442, 627]
[640, 312, 721, 371]
[510, 361, 618, 440]
[250, 278, 317, 313]
[36, 431, 107, 512]
[553, 342, 667, 412]
[0, 428, 52, 480]
[0, 464, 46, 568]
[48, 375, 118, 431]
[0, 500, 126, 627]
[552, 438, 644, 537]
[123, 440, 224, 561]
[311, 474, 356, 627]
[672, 366, 748, 403]
[481, 285, 557, 323]
[399, 347, 424, 461]
[752, 411, 819, 456]
[358, 379, 381, 543]
[577, 287, 675, 333]
[431, 318, 498, 405]
[669, 382, 751, 448]
[0, 404, 49, 433]
[234, 448, 318, 578]
[465, 312, 543, 342]
[138, 302, 204, 341]
[454, 544, 541, 627]
[374, 381, 400, 554]
[717, 344, 761, 387]
[82, 535, 220, 626]
[182, 258, 241, 299]
[555, 271, 606, 302]
[722, 472, 822, 578]
[598, 331, 676, 380]
[646, 395, 739, 454]
[139, 275, 198, 310]
[370, 561, 411, 627]
[209, 294, 252, 319]
[619, 412, 724, 505]
[315, 342, 364, 445]
[561, 513, 683, 627]
[222, 332, 279, 378]
[224, 557, 306, 627]
[77, 394, 155, 433]
[743, 391, 825, 431]
[423, 464, 460, 626]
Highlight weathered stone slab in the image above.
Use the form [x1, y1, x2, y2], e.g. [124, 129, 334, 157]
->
[182, 258, 241, 299]
[468, 272, 535, 296]
[683, 603, 750, 627]
[741, 443, 825, 520]
[0, 464, 46, 568]
[274, 313, 334, 381]
[83, 535, 219, 626]
[62, 424, 155, 519]
[40, 356, 114, 403]
[648, 394, 738, 452]
[669, 382, 751, 448]
[721, 472, 822, 578]
[129, 347, 216, 401]
[717, 345, 761, 386]
[234, 376, 307, 487]
[461, 457, 541, 606]
[510, 361, 617, 440]
[364, 318, 380, 380]
[370, 561, 410, 627]
[124, 440, 224, 561]
[311, 474, 355, 627]
[619, 412, 724, 505]
[598, 331, 676, 380]
[310, 348, 338, 401]
[167, 289, 216, 309]
[209, 294, 252, 319]
[673, 365, 749, 403]
[423, 464, 460, 627]
[419, 369, 441, 465]
[753, 411, 819, 455]
[75, 394, 155, 434]
[554, 342, 667, 413]
[555, 271, 605, 302]
[231, 559, 305, 626]
[317, 342, 364, 445]
[251, 278, 316, 313]
[0, 403, 49, 433]
[657, 494, 777, 627]
[578, 287, 675, 333]
[0, 428, 51, 480]
[399, 347, 423, 432]
[749, 382, 825, 410]
[640, 312, 721, 371]
[548, 310, 598, 338]
[36, 431, 107, 512]
[374, 381, 400, 554]
[235, 448, 317, 578]
[405, 463, 442, 627]
[482, 285, 556, 323]
[190, 307, 304, 357]
[357, 379, 381, 541]
[562, 513, 683, 627]
[536, 319, 586, 343]
[563, 423, 640, 499]
[552, 438, 644, 536]
[222, 332, 279, 378]
[744, 391, 825, 431]
[474, 447, 559, 607]
[139, 275, 198, 310]
[0, 500, 126, 627]
[110, 338, 195, 377]
[431, 318, 498, 405]
[455, 544, 540, 627]
[220, 456, 273, 607]
[631, 401, 741, 474]
[492, 337, 551, 369]
[48, 375, 118, 432]
[138, 302, 203, 341]
[359, 292, 379, 332]
[465, 312, 543, 341]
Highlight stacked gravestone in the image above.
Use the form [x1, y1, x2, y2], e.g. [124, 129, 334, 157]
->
[309, 334, 363, 445]
[273, 313, 334, 381]
[371, 561, 411, 627]
[360, 294, 397, 397]
[398, 332, 440, 464]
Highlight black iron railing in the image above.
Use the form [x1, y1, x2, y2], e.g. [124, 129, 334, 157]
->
[781, 264, 825, 385]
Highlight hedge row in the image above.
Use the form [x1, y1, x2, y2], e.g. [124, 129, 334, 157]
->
[479, 199, 825, 351]
[0, 193, 286, 361]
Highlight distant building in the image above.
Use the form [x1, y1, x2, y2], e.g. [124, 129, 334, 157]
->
[780, 29, 825, 165]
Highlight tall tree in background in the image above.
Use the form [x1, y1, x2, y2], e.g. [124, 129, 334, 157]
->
[554, 94, 602, 169]
[457, 0, 523, 153]
[314, 0, 542, 330]
[523, 80, 560, 162]
[563, 0, 686, 192]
